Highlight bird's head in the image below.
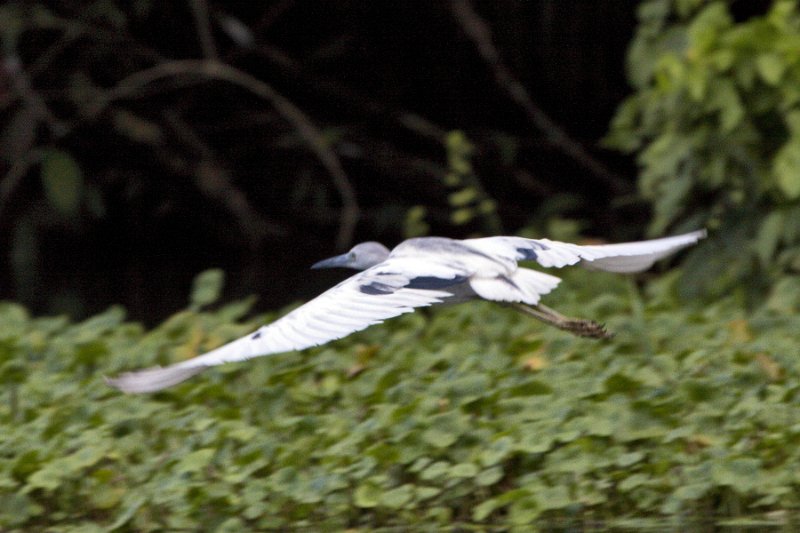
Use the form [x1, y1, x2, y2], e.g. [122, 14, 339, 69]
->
[311, 241, 390, 271]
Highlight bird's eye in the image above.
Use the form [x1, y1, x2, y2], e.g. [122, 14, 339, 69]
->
[349, 252, 357, 260]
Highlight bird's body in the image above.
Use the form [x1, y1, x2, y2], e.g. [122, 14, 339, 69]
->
[107, 230, 706, 393]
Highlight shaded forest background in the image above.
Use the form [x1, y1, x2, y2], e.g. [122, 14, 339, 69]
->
[5, 2, 800, 530]
[0, 0, 785, 323]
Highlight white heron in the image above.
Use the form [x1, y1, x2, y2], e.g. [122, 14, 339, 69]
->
[107, 230, 706, 393]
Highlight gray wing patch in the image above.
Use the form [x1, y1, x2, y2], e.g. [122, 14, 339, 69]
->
[358, 270, 406, 295]
[516, 241, 548, 261]
[406, 275, 469, 290]
[359, 275, 467, 295]
[359, 281, 396, 295]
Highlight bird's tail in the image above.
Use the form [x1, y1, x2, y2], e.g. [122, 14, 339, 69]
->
[469, 268, 561, 305]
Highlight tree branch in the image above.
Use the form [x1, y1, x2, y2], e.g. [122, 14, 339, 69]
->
[189, 0, 219, 60]
[0, 149, 42, 220]
[450, 0, 631, 195]
[92, 59, 360, 249]
[162, 110, 286, 243]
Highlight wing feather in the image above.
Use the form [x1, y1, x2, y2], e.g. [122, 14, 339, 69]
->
[465, 230, 706, 273]
[106, 257, 461, 393]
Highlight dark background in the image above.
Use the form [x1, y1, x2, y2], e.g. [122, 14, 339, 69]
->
[1, 1, 758, 324]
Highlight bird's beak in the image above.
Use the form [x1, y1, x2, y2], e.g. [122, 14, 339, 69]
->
[311, 253, 351, 269]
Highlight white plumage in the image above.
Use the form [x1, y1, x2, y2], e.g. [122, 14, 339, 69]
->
[107, 230, 706, 393]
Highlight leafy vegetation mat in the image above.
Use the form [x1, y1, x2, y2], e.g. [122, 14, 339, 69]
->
[1, 270, 799, 531]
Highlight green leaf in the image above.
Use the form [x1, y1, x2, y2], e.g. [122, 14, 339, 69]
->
[40, 149, 83, 216]
[476, 466, 503, 487]
[616, 451, 646, 467]
[755, 53, 786, 86]
[190, 269, 225, 309]
[421, 428, 457, 448]
[175, 448, 215, 474]
[25, 465, 64, 492]
[480, 436, 514, 466]
[712, 457, 762, 491]
[618, 473, 650, 492]
[535, 484, 572, 511]
[786, 110, 800, 136]
[420, 461, 450, 481]
[445, 130, 474, 175]
[754, 211, 785, 264]
[354, 483, 380, 508]
[0, 493, 44, 526]
[448, 187, 477, 207]
[415, 486, 441, 501]
[450, 207, 474, 225]
[404, 205, 429, 238]
[661, 483, 711, 514]
[717, 83, 744, 133]
[772, 141, 800, 199]
[765, 276, 800, 313]
[472, 497, 501, 521]
[477, 199, 497, 215]
[379, 484, 414, 509]
[450, 463, 478, 478]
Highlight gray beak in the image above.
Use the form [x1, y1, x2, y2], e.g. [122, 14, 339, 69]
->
[311, 253, 351, 269]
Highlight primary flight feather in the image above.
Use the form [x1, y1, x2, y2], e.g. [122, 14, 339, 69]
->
[107, 230, 706, 393]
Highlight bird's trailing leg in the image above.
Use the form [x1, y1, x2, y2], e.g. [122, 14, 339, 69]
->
[508, 302, 612, 339]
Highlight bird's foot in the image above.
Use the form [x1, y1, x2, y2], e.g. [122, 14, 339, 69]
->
[558, 318, 613, 339]
[508, 302, 614, 340]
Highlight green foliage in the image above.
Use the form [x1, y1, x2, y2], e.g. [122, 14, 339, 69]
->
[443, 131, 502, 233]
[2, 270, 800, 530]
[404, 130, 506, 239]
[403, 205, 430, 239]
[189, 269, 225, 311]
[607, 0, 800, 298]
[40, 149, 84, 218]
[403, 130, 506, 239]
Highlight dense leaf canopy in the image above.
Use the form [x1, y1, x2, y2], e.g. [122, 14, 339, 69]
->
[2, 270, 800, 530]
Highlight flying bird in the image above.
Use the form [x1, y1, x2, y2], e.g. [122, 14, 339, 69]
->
[107, 230, 706, 393]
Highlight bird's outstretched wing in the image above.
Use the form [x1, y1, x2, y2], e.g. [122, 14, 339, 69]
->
[464, 230, 706, 273]
[106, 257, 466, 393]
